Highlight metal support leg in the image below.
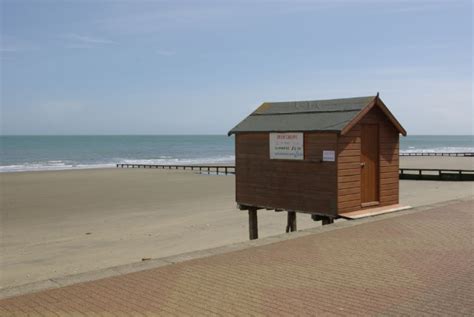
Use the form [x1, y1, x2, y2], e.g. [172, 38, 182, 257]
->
[248, 208, 258, 240]
[286, 211, 297, 233]
[322, 217, 334, 225]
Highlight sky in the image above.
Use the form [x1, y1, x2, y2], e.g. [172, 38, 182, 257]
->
[1, 0, 472, 135]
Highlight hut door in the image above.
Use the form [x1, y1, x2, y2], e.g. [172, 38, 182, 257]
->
[360, 124, 379, 205]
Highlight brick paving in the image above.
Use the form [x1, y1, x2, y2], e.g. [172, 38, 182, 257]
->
[1, 200, 473, 316]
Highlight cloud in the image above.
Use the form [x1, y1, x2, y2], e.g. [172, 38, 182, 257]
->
[62, 33, 116, 48]
[95, 0, 461, 37]
[65, 34, 115, 44]
[97, 4, 245, 34]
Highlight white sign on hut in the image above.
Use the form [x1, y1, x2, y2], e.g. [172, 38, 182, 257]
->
[269, 133, 304, 160]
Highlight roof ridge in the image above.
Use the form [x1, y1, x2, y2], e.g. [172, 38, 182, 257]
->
[251, 109, 361, 116]
[262, 95, 376, 104]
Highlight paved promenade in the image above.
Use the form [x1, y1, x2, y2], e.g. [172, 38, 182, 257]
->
[1, 199, 472, 316]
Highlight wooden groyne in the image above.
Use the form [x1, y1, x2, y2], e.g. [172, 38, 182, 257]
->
[400, 152, 474, 157]
[116, 164, 235, 175]
[116, 164, 474, 180]
[399, 168, 474, 181]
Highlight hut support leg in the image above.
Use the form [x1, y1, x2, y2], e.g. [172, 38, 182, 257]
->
[322, 217, 334, 225]
[311, 214, 334, 225]
[286, 211, 297, 233]
[248, 208, 258, 240]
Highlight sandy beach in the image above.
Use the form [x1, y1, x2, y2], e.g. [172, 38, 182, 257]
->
[1, 156, 473, 289]
[400, 156, 473, 169]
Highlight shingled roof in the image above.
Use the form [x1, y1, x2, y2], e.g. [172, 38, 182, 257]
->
[228, 95, 406, 136]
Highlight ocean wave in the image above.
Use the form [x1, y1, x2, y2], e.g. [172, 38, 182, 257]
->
[118, 155, 235, 166]
[0, 156, 236, 173]
[0, 162, 116, 173]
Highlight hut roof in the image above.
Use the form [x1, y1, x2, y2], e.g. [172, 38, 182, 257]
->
[228, 94, 406, 136]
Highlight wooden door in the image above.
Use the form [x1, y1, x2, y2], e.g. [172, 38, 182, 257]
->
[360, 124, 379, 205]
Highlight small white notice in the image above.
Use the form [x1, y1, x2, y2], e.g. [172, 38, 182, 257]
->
[322, 150, 335, 162]
[269, 133, 304, 160]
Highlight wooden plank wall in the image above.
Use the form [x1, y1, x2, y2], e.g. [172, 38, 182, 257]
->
[236, 132, 338, 215]
[337, 106, 400, 213]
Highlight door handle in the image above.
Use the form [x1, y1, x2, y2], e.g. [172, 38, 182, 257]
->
[360, 162, 365, 167]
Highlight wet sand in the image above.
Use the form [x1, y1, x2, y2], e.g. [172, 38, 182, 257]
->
[1, 156, 473, 289]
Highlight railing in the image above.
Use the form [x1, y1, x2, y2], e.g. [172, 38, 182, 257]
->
[400, 152, 474, 157]
[116, 164, 235, 175]
[399, 168, 474, 181]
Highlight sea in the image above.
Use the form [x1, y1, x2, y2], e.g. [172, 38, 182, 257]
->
[0, 135, 473, 173]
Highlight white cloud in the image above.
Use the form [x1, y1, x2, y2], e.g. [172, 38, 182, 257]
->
[97, 5, 248, 34]
[62, 33, 116, 48]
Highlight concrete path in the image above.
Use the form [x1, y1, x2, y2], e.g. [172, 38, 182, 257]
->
[1, 199, 472, 316]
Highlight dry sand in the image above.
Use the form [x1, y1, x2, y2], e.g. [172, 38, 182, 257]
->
[1, 156, 473, 289]
[400, 156, 474, 169]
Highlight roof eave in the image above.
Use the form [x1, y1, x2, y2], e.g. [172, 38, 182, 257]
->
[376, 98, 407, 136]
[340, 96, 407, 136]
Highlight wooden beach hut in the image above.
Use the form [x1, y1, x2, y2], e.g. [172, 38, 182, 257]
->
[228, 94, 407, 239]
